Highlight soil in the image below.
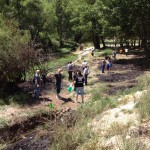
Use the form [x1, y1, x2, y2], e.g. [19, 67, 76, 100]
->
[2, 109, 77, 150]
[0, 52, 147, 150]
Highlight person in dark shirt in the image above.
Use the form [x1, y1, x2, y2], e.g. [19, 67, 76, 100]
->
[54, 69, 62, 100]
[34, 70, 41, 100]
[73, 69, 79, 93]
[41, 72, 47, 88]
[74, 71, 85, 103]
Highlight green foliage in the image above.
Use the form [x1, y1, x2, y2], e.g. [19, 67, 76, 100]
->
[26, 54, 77, 79]
[79, 84, 117, 118]
[0, 91, 31, 106]
[99, 49, 112, 57]
[136, 91, 150, 119]
[0, 16, 36, 86]
[120, 138, 148, 150]
[51, 124, 93, 150]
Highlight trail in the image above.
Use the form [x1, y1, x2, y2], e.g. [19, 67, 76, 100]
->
[0, 50, 143, 126]
[0, 49, 145, 149]
[0, 47, 94, 127]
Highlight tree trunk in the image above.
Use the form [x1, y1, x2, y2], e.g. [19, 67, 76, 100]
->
[138, 37, 141, 47]
[93, 35, 100, 49]
[101, 36, 106, 48]
[16, 0, 21, 25]
[131, 40, 133, 47]
[6, 0, 10, 5]
[133, 40, 136, 49]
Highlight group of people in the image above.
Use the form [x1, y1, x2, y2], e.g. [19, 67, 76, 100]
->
[67, 60, 90, 103]
[33, 60, 90, 103]
[34, 47, 129, 102]
[112, 47, 129, 60]
[119, 48, 129, 58]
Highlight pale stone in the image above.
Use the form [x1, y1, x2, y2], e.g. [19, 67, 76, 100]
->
[126, 135, 131, 139]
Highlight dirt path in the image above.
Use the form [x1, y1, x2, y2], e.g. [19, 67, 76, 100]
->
[0, 50, 146, 149]
[0, 52, 143, 128]
[0, 47, 93, 128]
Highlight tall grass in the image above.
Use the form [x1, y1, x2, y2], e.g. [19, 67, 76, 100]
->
[50, 122, 93, 150]
[137, 74, 150, 90]
[49, 84, 118, 150]
[136, 74, 150, 119]
[136, 91, 150, 119]
[118, 138, 148, 150]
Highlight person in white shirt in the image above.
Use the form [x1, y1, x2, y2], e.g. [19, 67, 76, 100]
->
[91, 48, 95, 56]
[83, 66, 90, 85]
[82, 60, 87, 71]
[125, 48, 128, 56]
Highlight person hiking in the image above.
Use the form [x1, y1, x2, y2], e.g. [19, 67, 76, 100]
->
[91, 48, 94, 56]
[41, 71, 47, 88]
[83, 66, 90, 85]
[125, 48, 128, 56]
[120, 48, 123, 58]
[73, 69, 79, 95]
[54, 69, 62, 100]
[106, 57, 110, 73]
[101, 59, 106, 73]
[67, 62, 73, 80]
[108, 57, 113, 70]
[74, 71, 85, 103]
[112, 50, 117, 60]
[34, 70, 41, 100]
[82, 60, 87, 71]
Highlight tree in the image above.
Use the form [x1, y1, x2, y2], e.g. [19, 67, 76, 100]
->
[0, 16, 36, 87]
[67, 0, 106, 49]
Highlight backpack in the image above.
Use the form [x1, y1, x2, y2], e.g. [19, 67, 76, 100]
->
[33, 75, 35, 84]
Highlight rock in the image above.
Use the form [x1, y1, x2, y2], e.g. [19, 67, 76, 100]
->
[134, 91, 143, 99]
[128, 126, 140, 137]
[125, 135, 131, 140]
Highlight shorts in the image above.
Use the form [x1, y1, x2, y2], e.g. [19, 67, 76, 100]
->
[109, 63, 112, 67]
[76, 87, 84, 95]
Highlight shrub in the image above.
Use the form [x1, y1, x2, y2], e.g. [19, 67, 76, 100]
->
[0, 16, 36, 88]
[136, 90, 150, 119]
[120, 138, 148, 150]
[100, 49, 112, 57]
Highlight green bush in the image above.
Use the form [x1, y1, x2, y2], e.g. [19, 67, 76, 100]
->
[79, 84, 117, 118]
[136, 91, 150, 119]
[0, 16, 36, 87]
[100, 49, 112, 57]
[0, 92, 31, 106]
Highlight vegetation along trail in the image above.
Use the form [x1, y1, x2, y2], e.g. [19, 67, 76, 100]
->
[1, 49, 148, 150]
[0, 0, 150, 149]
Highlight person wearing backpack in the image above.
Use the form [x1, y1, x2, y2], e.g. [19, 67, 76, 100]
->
[74, 71, 85, 103]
